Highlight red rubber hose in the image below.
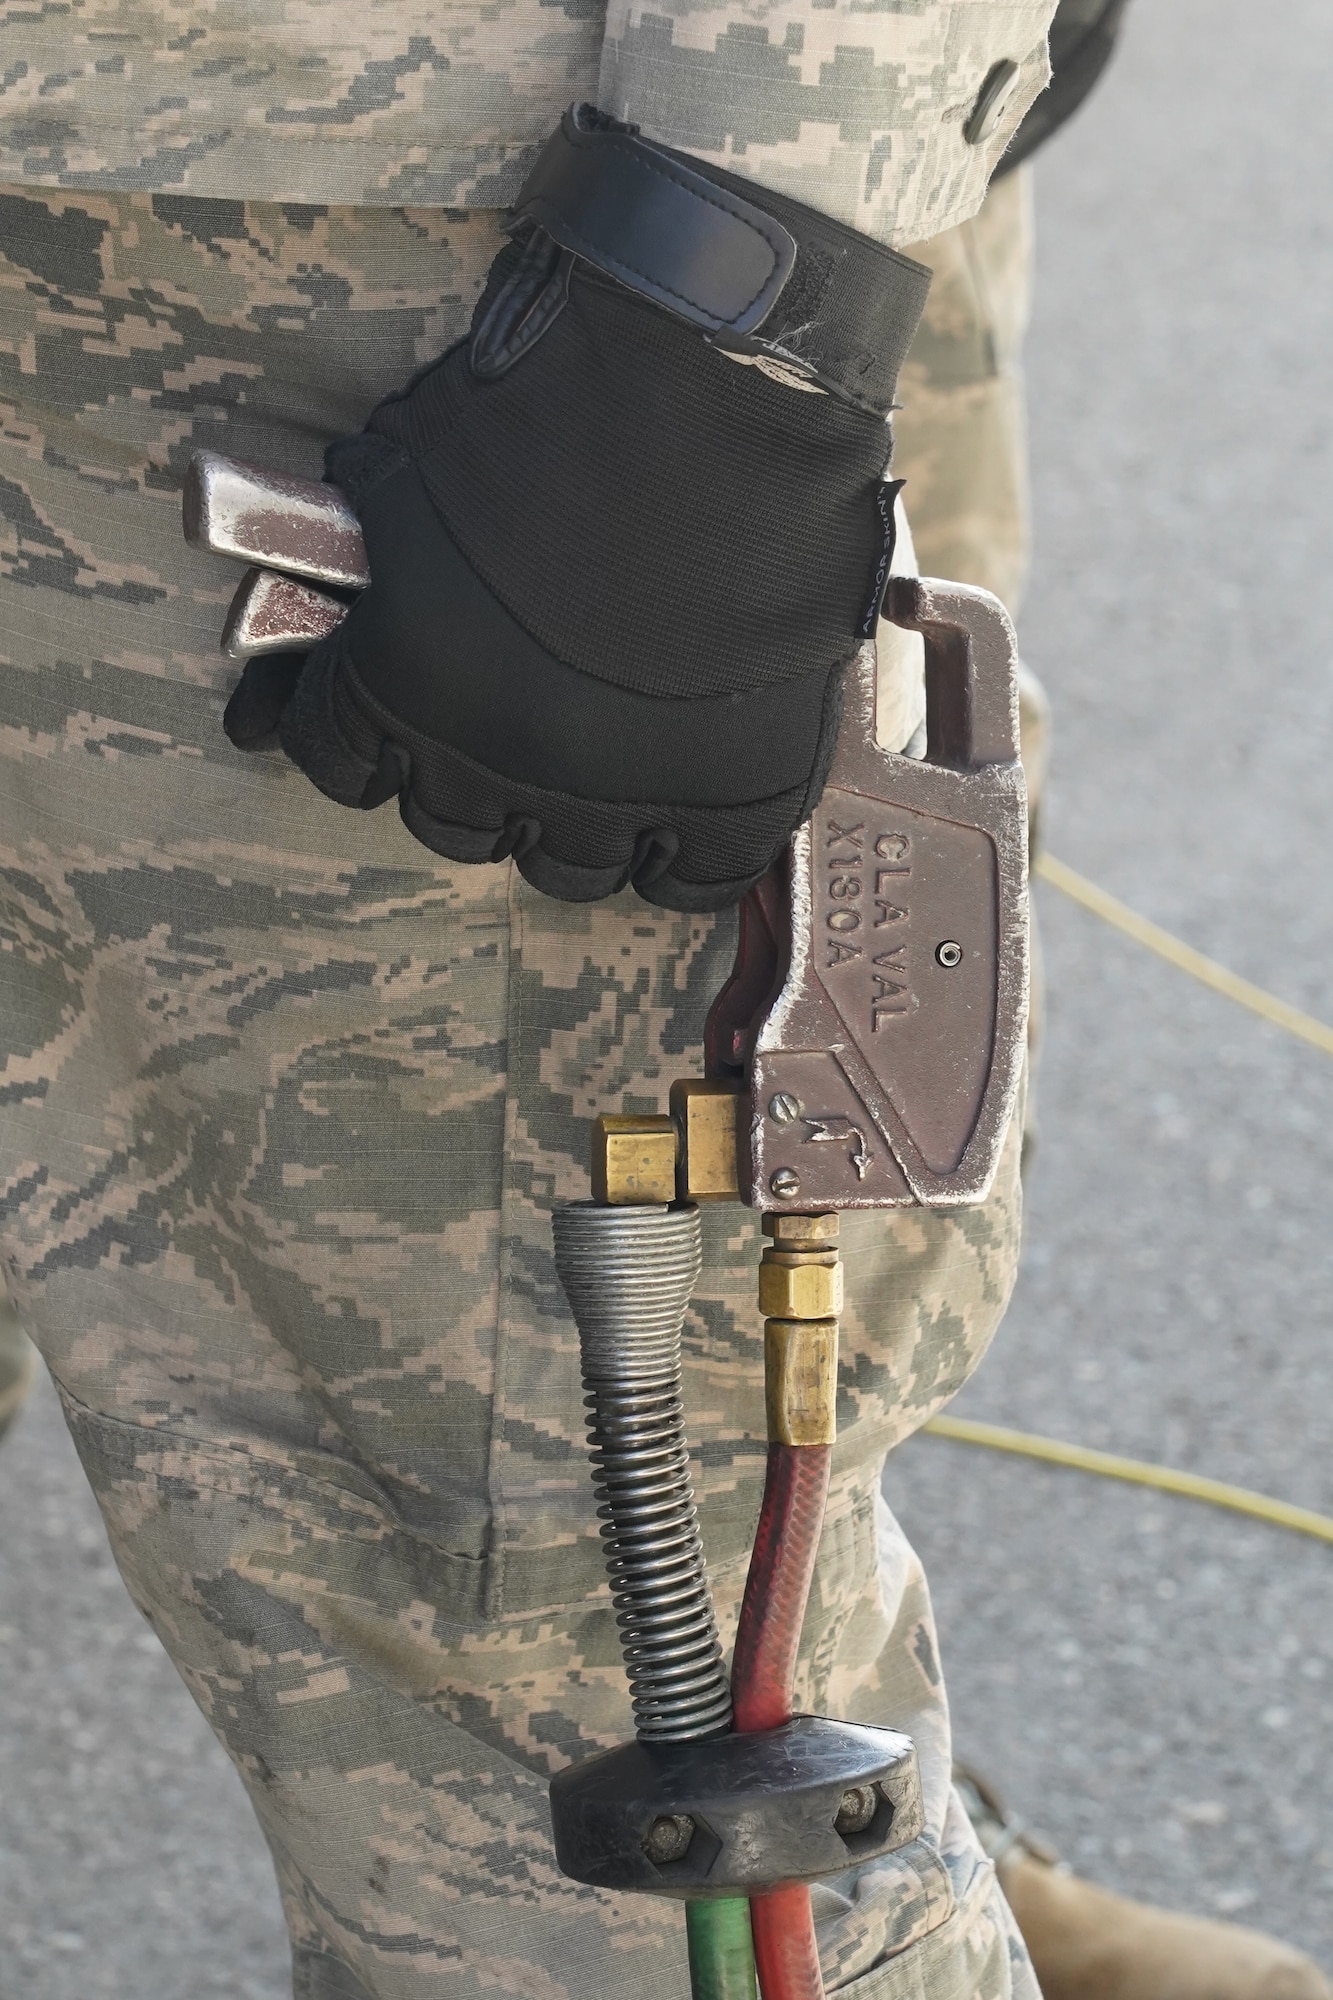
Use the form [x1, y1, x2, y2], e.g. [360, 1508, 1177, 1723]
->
[732, 1443, 832, 1733]
[731, 1442, 833, 2000]
[747, 1884, 824, 2000]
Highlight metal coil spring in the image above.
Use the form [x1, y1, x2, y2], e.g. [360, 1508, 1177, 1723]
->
[585, 1377, 733, 1740]
[553, 1201, 732, 1743]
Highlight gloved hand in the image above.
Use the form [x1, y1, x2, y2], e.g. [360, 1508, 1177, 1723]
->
[224, 105, 930, 910]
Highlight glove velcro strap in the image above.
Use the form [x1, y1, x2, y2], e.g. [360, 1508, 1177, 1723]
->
[514, 105, 797, 339]
[512, 105, 931, 415]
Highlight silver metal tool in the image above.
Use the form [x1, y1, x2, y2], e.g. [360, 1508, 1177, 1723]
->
[708, 579, 1029, 1213]
[220, 568, 349, 660]
[184, 450, 370, 591]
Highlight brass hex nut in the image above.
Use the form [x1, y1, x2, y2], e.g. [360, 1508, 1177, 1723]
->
[668, 1079, 743, 1202]
[591, 1115, 677, 1206]
[757, 1250, 844, 1321]
[761, 1211, 840, 1246]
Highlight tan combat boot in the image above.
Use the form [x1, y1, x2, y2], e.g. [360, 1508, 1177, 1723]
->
[956, 1768, 1333, 2000]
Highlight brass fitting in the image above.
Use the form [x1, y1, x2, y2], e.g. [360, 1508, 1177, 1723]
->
[762, 1212, 840, 1246]
[759, 1210, 840, 1445]
[669, 1079, 744, 1202]
[757, 1249, 842, 1320]
[764, 1318, 838, 1445]
[591, 1114, 677, 1206]
[593, 1081, 747, 1207]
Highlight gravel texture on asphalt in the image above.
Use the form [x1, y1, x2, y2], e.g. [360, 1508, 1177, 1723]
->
[0, 1369, 290, 1998]
[3, 0, 1332, 1989]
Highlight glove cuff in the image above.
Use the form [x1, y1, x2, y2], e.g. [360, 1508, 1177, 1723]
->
[506, 104, 931, 416]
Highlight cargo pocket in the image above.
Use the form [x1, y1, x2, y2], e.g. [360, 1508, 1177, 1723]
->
[829, 1847, 1033, 2000]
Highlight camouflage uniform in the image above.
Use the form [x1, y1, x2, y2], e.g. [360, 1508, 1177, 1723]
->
[0, 11, 1053, 1996]
[898, 166, 1035, 622]
[898, 166, 1051, 1036]
[0, 1297, 35, 1440]
[0, 1, 1054, 240]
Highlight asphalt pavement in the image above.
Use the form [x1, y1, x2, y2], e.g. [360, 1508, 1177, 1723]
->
[885, 0, 1333, 1963]
[4, 0, 1333, 1991]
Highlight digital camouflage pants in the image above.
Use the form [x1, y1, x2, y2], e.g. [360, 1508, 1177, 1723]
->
[0, 182, 1038, 2000]
[0, 1295, 34, 1440]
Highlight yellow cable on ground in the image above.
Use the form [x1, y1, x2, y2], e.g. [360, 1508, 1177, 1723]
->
[962, 861, 1333, 1538]
[1036, 852, 1333, 1060]
[923, 1414, 1333, 1546]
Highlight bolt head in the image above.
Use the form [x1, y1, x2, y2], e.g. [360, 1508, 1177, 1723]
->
[768, 1092, 803, 1125]
[769, 1167, 801, 1199]
[935, 940, 963, 969]
[834, 1785, 879, 1836]
[642, 1813, 695, 1865]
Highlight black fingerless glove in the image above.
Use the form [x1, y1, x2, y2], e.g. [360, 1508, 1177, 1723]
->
[225, 104, 930, 909]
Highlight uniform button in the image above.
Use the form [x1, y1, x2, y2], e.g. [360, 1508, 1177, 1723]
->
[963, 58, 1021, 145]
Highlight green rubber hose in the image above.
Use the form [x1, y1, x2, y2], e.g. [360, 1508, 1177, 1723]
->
[686, 1897, 759, 2000]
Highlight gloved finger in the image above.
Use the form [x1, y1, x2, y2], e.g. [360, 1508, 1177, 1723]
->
[275, 628, 393, 809]
[223, 652, 307, 751]
[277, 617, 779, 907]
